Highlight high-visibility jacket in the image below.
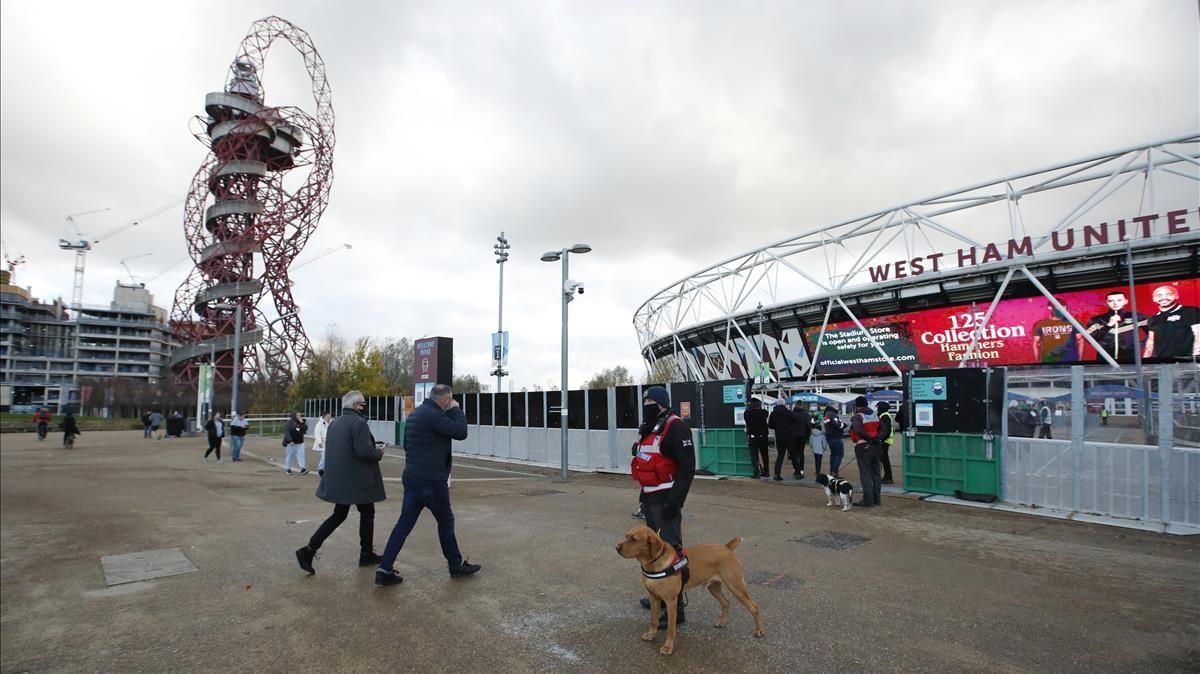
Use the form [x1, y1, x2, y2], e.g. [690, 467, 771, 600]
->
[631, 415, 680, 493]
[849, 410, 880, 445]
[879, 412, 894, 445]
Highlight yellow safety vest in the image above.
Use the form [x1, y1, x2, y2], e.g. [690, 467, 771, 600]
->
[879, 412, 895, 445]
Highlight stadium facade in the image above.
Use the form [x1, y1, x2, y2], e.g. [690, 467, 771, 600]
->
[633, 134, 1200, 384]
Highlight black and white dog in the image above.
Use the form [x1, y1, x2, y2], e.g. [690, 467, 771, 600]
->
[815, 474, 854, 512]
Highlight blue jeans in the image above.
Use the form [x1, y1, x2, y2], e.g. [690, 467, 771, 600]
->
[230, 435, 244, 460]
[827, 438, 845, 475]
[379, 475, 463, 572]
[143, 424, 151, 438]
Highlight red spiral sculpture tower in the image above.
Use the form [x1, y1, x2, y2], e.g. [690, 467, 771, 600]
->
[170, 16, 334, 388]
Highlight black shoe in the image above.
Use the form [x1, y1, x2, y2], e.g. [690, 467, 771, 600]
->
[318, 469, 325, 477]
[375, 569, 403, 586]
[359, 551, 383, 566]
[631, 509, 645, 519]
[640, 596, 651, 610]
[299, 468, 310, 475]
[773, 475, 782, 481]
[882, 478, 893, 484]
[854, 500, 874, 508]
[450, 559, 481, 577]
[658, 601, 685, 628]
[295, 546, 315, 574]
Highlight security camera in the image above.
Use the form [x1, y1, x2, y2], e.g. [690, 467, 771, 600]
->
[576, 283, 584, 294]
[564, 280, 584, 295]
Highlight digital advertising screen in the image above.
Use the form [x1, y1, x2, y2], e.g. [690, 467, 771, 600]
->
[805, 277, 1200, 375]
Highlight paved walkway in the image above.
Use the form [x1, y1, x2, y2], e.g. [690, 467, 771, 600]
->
[1, 431, 1196, 672]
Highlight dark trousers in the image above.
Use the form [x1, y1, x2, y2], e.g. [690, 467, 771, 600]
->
[643, 501, 683, 551]
[204, 437, 222, 459]
[812, 451, 824, 475]
[827, 438, 845, 475]
[308, 503, 376, 554]
[747, 435, 769, 475]
[880, 441, 893, 481]
[1037, 425, 1053, 439]
[380, 475, 463, 572]
[774, 436, 803, 477]
[857, 455, 882, 505]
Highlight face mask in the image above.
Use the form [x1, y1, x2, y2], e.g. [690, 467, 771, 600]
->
[643, 404, 661, 421]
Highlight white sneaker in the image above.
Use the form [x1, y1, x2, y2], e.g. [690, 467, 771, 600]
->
[203, 457, 208, 463]
[216, 459, 223, 464]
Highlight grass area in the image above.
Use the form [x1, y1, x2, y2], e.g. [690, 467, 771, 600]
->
[0, 413, 142, 432]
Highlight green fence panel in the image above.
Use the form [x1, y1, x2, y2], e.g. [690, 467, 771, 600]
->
[902, 433, 999, 497]
[697, 428, 754, 477]
[395, 422, 405, 447]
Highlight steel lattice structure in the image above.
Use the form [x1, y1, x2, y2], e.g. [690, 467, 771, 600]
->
[170, 16, 334, 388]
[634, 134, 1200, 383]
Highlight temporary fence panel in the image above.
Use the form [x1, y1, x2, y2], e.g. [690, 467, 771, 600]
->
[903, 432, 1000, 497]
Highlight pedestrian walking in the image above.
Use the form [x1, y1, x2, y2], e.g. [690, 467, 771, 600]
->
[631, 385, 696, 627]
[142, 412, 152, 439]
[283, 412, 309, 475]
[768, 398, 799, 481]
[744, 398, 770, 478]
[823, 404, 846, 477]
[229, 411, 249, 461]
[790, 402, 810, 480]
[808, 406, 827, 475]
[375, 384, 480, 586]
[314, 411, 332, 476]
[1100, 408, 1109, 426]
[1037, 402, 1054, 439]
[296, 391, 385, 575]
[203, 411, 225, 463]
[148, 410, 164, 441]
[876, 401, 896, 484]
[850, 396, 889, 508]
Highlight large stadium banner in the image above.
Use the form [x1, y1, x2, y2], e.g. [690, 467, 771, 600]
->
[806, 277, 1200, 375]
[661, 328, 812, 381]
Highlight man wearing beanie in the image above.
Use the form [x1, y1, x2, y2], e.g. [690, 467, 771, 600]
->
[631, 385, 696, 626]
[850, 395, 889, 507]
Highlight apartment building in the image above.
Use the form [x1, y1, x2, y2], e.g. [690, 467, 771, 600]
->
[0, 270, 177, 412]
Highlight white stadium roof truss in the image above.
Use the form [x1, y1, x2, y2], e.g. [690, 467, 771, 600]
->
[634, 134, 1200, 382]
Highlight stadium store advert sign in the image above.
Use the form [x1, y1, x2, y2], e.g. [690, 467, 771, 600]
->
[805, 277, 1200, 375]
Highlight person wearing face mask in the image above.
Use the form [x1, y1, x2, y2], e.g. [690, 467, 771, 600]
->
[374, 384, 480, 586]
[631, 385, 696, 626]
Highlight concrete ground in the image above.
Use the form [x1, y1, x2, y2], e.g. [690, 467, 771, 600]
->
[1, 431, 1197, 673]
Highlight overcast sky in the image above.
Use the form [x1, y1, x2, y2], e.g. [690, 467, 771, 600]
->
[2, 0, 1197, 391]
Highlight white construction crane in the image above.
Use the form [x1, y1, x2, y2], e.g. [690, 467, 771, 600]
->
[119, 252, 155, 287]
[293, 242, 352, 270]
[59, 198, 182, 307]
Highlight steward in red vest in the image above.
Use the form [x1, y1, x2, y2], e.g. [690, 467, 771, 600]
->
[630, 385, 696, 625]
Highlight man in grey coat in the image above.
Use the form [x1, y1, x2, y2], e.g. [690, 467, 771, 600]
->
[295, 390, 385, 574]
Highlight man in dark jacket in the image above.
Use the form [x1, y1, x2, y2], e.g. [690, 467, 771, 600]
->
[790, 402, 811, 480]
[375, 384, 479, 585]
[743, 398, 769, 478]
[634, 385, 696, 626]
[296, 390, 385, 574]
[767, 400, 798, 481]
[850, 396, 890, 507]
[284, 412, 309, 475]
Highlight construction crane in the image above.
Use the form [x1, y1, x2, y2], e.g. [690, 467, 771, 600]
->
[119, 252, 155, 287]
[293, 242, 352, 270]
[59, 198, 182, 307]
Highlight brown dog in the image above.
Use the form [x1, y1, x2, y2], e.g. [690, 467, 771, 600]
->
[615, 525, 765, 655]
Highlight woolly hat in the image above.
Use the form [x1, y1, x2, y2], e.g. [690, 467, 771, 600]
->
[643, 386, 671, 408]
[855, 395, 870, 408]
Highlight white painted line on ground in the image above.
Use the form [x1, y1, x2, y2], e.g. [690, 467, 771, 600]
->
[384, 452, 543, 477]
[382, 477, 527, 483]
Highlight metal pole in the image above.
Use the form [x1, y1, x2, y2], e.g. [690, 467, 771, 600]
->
[561, 250, 569, 481]
[1125, 243, 1152, 443]
[497, 232, 505, 394]
[231, 304, 242, 416]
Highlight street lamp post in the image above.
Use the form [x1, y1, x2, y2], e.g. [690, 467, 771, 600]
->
[492, 233, 511, 393]
[541, 243, 592, 481]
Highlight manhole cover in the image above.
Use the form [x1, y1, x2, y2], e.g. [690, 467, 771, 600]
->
[744, 571, 800, 590]
[100, 548, 198, 586]
[791, 530, 870, 550]
[269, 487, 299, 492]
[521, 489, 565, 497]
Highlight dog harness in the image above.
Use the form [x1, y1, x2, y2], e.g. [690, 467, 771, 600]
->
[641, 547, 690, 585]
[632, 415, 679, 492]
